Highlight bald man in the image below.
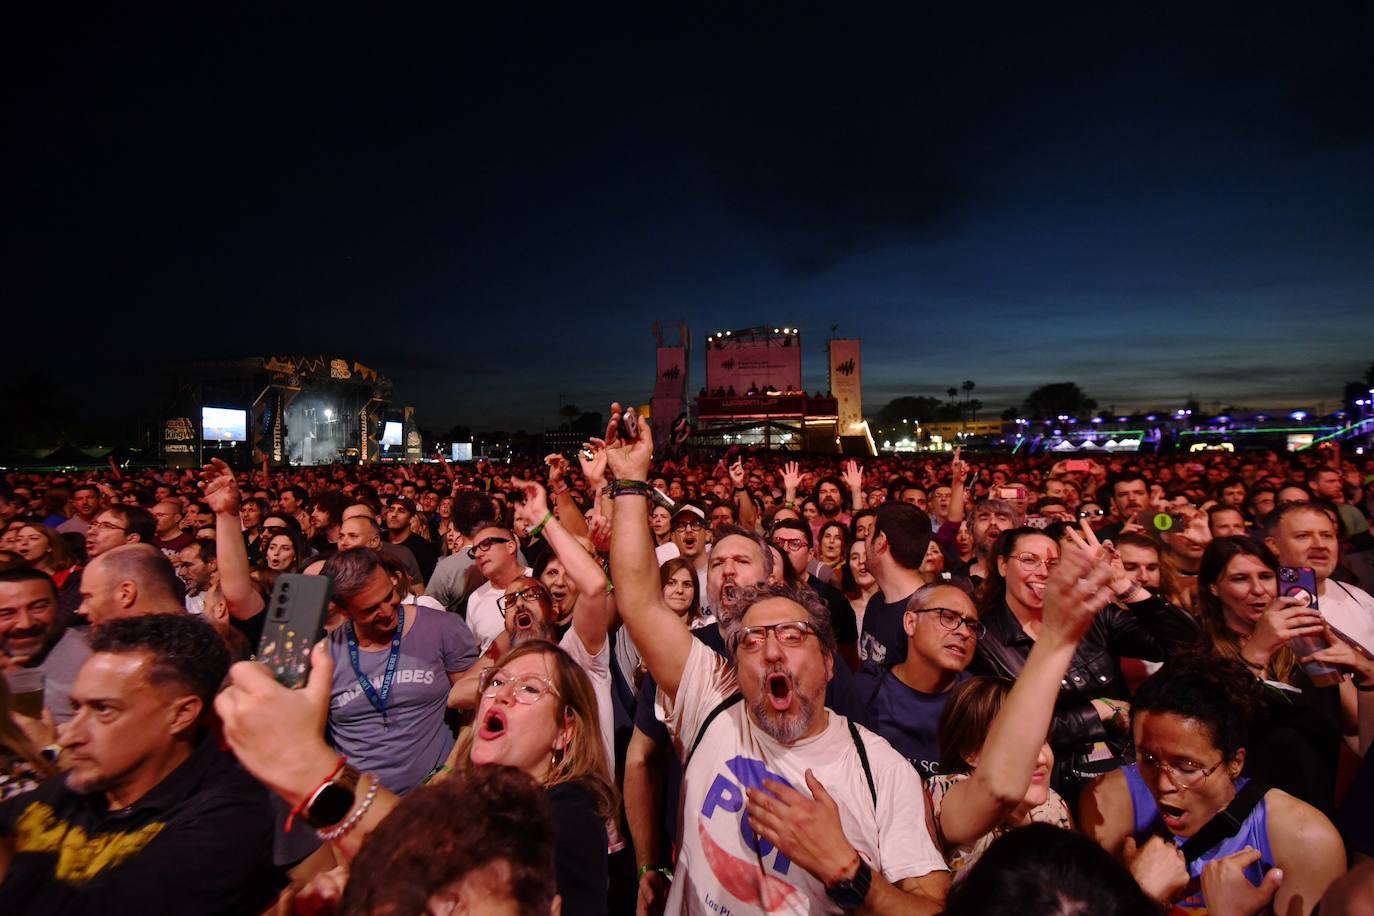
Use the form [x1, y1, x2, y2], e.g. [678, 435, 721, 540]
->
[338, 516, 423, 592]
[151, 499, 196, 559]
[78, 544, 187, 624]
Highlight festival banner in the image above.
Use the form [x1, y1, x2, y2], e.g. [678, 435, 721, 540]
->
[829, 339, 864, 433]
[705, 339, 802, 395]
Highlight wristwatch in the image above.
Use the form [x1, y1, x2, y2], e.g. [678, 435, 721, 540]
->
[301, 764, 362, 829]
[825, 856, 872, 911]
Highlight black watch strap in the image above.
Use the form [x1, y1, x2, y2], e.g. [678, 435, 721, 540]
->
[825, 857, 872, 911]
[301, 764, 362, 829]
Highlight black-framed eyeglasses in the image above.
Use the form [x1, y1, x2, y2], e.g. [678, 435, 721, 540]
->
[477, 667, 560, 704]
[672, 519, 706, 533]
[497, 586, 550, 614]
[89, 520, 128, 533]
[730, 620, 817, 653]
[467, 536, 512, 559]
[1136, 749, 1225, 790]
[910, 607, 986, 639]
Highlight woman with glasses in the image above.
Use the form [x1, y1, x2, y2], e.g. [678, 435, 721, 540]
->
[1080, 654, 1346, 914]
[217, 638, 616, 916]
[972, 525, 1198, 803]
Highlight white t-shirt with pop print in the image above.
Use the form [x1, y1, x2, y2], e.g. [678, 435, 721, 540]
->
[658, 640, 946, 915]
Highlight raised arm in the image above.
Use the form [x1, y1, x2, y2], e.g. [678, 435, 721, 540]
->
[946, 448, 969, 524]
[604, 403, 695, 701]
[546, 453, 589, 540]
[842, 459, 867, 512]
[202, 459, 265, 621]
[730, 459, 759, 532]
[938, 527, 1115, 845]
[781, 460, 801, 507]
[513, 477, 612, 654]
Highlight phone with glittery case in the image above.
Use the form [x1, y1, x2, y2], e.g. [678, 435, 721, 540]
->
[256, 574, 332, 688]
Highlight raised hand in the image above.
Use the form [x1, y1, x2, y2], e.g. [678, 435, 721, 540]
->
[604, 402, 653, 482]
[781, 460, 801, 498]
[578, 439, 609, 489]
[509, 477, 551, 529]
[201, 458, 241, 516]
[728, 458, 746, 491]
[950, 447, 970, 487]
[1043, 526, 1115, 644]
[841, 459, 863, 493]
[544, 453, 569, 486]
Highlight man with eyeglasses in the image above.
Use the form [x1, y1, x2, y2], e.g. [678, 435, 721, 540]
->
[656, 503, 710, 599]
[59, 505, 157, 624]
[605, 405, 950, 916]
[323, 548, 478, 794]
[465, 525, 533, 653]
[150, 499, 195, 560]
[852, 582, 979, 778]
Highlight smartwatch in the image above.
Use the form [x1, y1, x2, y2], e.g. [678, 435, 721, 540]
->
[825, 857, 872, 911]
[301, 764, 362, 829]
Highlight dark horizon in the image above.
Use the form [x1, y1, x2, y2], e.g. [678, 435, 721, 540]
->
[5, 4, 1372, 437]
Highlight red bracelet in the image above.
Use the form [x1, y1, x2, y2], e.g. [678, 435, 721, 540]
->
[286, 756, 346, 832]
[827, 851, 861, 888]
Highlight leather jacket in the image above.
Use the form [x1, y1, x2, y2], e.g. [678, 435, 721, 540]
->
[971, 592, 1199, 758]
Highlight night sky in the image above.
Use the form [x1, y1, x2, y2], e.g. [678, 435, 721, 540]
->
[7, 4, 1373, 434]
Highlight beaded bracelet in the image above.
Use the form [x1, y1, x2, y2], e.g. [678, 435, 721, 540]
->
[317, 777, 379, 842]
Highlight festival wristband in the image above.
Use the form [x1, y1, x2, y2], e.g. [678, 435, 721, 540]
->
[529, 511, 554, 539]
[637, 864, 673, 882]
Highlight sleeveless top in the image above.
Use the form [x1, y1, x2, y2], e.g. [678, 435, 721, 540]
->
[1123, 764, 1274, 910]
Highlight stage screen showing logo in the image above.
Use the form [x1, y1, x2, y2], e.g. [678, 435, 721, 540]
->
[381, 421, 404, 447]
[202, 407, 247, 442]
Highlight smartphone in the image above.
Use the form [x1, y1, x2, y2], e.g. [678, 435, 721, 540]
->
[1277, 566, 1340, 687]
[995, 486, 1026, 501]
[1024, 514, 1051, 529]
[619, 407, 640, 442]
[1063, 459, 1092, 472]
[1147, 511, 1188, 532]
[256, 574, 333, 688]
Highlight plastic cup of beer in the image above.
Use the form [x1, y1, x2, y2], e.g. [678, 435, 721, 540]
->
[6, 669, 45, 719]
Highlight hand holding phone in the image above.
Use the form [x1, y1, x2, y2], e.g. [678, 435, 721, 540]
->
[256, 574, 333, 689]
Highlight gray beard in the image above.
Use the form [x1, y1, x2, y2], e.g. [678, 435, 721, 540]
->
[750, 673, 821, 745]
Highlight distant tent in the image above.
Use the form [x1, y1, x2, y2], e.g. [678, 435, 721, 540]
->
[31, 445, 111, 469]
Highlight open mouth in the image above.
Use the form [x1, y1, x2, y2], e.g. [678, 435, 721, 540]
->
[1158, 801, 1187, 829]
[477, 708, 507, 740]
[514, 611, 533, 630]
[943, 642, 968, 660]
[766, 672, 793, 711]
[1027, 582, 1046, 597]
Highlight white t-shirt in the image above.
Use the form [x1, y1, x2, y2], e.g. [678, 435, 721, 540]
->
[559, 626, 625, 853]
[466, 569, 533, 653]
[658, 640, 946, 915]
[1321, 579, 1374, 654]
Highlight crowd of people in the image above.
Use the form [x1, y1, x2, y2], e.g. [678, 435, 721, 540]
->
[1, 408, 1373, 914]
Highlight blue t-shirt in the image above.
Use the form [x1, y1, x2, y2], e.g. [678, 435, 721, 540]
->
[327, 606, 479, 793]
[859, 589, 917, 668]
[851, 667, 967, 778]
